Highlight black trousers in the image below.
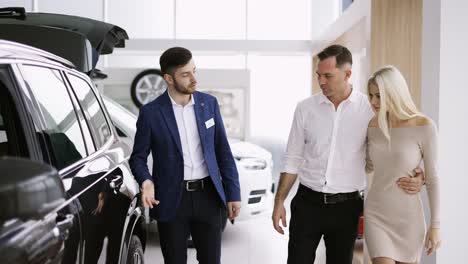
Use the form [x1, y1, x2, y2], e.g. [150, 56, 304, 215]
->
[157, 178, 226, 264]
[287, 184, 363, 264]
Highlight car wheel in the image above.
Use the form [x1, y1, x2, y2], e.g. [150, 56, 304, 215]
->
[126, 235, 144, 264]
[130, 69, 167, 108]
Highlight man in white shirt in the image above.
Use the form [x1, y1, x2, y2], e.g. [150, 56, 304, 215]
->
[271, 45, 423, 264]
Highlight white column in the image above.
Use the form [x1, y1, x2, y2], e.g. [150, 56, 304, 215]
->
[437, 1, 468, 261]
[420, 0, 440, 263]
[422, 0, 468, 263]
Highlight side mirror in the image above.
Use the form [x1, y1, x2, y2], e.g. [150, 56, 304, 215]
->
[0, 158, 68, 264]
[0, 157, 65, 222]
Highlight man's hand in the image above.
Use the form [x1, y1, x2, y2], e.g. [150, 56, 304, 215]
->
[272, 200, 287, 235]
[92, 192, 107, 215]
[397, 168, 425, 194]
[227, 201, 241, 220]
[141, 180, 159, 208]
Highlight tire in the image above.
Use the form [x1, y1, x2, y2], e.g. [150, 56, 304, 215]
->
[126, 235, 144, 264]
[130, 69, 167, 108]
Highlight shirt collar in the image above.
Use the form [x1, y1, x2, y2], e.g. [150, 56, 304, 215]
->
[168, 92, 195, 107]
[318, 93, 330, 104]
[347, 87, 359, 103]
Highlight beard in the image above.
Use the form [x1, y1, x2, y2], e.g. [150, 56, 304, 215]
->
[173, 79, 196, 95]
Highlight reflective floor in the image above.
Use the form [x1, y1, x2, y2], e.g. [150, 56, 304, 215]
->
[143, 216, 364, 264]
[142, 182, 364, 264]
[99, 183, 364, 264]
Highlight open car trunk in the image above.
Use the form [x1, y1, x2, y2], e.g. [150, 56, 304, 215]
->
[0, 7, 128, 74]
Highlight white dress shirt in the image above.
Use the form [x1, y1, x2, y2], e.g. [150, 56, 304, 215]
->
[282, 89, 374, 193]
[169, 93, 209, 180]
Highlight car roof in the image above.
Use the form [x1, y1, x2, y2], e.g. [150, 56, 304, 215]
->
[0, 39, 75, 68]
[0, 7, 128, 73]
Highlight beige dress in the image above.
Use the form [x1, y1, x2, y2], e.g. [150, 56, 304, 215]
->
[364, 124, 440, 263]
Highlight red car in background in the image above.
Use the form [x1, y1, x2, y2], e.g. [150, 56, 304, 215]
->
[357, 213, 364, 239]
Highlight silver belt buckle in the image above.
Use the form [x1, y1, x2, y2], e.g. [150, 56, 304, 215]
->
[186, 180, 196, 191]
[185, 180, 204, 191]
[323, 193, 336, 204]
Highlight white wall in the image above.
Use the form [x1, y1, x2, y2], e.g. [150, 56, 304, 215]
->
[0, 0, 32, 10]
[437, 0, 468, 262]
[36, 0, 104, 20]
[107, 0, 174, 39]
[310, 0, 340, 38]
[422, 0, 468, 263]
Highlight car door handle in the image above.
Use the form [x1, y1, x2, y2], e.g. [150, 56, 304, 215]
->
[109, 174, 123, 194]
[55, 214, 74, 236]
[29, 214, 74, 260]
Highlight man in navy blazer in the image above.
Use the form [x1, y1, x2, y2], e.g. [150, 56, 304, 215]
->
[129, 47, 241, 264]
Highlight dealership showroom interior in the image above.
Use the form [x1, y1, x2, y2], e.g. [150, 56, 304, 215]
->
[0, 0, 466, 264]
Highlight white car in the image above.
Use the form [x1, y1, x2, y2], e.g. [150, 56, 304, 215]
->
[102, 96, 274, 221]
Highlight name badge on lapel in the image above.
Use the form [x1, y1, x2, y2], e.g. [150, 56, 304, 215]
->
[205, 118, 215, 129]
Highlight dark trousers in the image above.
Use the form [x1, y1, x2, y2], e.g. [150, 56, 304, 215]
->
[287, 184, 363, 264]
[157, 178, 226, 264]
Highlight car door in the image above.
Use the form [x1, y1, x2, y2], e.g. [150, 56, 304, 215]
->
[15, 63, 90, 263]
[15, 62, 127, 264]
[63, 71, 138, 263]
[0, 65, 71, 264]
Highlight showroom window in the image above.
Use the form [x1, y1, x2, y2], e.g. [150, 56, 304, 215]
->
[20, 65, 87, 170]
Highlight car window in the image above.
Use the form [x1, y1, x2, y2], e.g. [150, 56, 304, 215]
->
[0, 86, 10, 156]
[66, 84, 97, 155]
[67, 74, 111, 149]
[20, 65, 86, 170]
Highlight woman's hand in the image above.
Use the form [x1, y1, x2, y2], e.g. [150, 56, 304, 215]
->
[425, 228, 441, 255]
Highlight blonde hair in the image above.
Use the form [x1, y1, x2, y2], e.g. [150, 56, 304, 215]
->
[368, 65, 422, 141]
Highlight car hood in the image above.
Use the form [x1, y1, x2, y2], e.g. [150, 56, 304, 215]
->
[0, 7, 128, 73]
[229, 139, 272, 161]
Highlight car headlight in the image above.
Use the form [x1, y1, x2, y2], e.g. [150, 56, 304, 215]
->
[236, 157, 267, 170]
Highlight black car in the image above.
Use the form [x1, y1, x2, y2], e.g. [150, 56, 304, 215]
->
[0, 8, 146, 264]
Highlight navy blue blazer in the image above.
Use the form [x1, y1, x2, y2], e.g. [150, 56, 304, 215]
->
[129, 91, 241, 221]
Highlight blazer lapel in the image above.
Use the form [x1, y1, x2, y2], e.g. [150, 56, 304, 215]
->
[159, 92, 183, 156]
[193, 92, 207, 150]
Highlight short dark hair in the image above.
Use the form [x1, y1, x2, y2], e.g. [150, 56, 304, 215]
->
[159, 47, 193, 75]
[317, 44, 352, 68]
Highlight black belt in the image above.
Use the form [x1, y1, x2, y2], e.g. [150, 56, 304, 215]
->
[182, 177, 210, 192]
[298, 184, 362, 204]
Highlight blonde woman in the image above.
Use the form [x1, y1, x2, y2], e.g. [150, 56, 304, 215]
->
[364, 65, 441, 264]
